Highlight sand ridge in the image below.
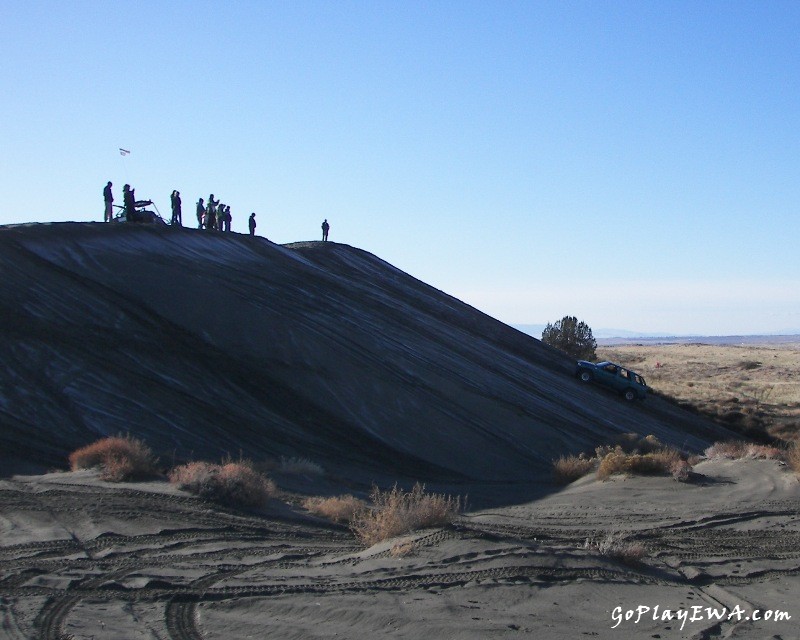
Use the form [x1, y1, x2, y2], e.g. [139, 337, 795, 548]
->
[0, 222, 732, 481]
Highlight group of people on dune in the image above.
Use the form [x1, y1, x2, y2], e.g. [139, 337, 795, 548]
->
[194, 194, 234, 232]
[103, 182, 331, 241]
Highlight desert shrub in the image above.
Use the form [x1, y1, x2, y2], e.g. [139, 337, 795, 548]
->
[628, 448, 682, 473]
[637, 434, 664, 454]
[68, 435, 158, 482]
[553, 454, 596, 484]
[595, 447, 627, 480]
[594, 444, 617, 459]
[704, 441, 784, 461]
[350, 483, 462, 547]
[746, 444, 784, 459]
[169, 460, 275, 507]
[739, 360, 762, 371]
[585, 532, 646, 565]
[597, 446, 684, 481]
[561, 434, 695, 483]
[670, 459, 692, 482]
[303, 494, 366, 523]
[603, 433, 664, 455]
[278, 456, 324, 476]
[704, 441, 747, 459]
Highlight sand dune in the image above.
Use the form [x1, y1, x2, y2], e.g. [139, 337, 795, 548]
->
[4, 222, 793, 640]
[0, 222, 728, 481]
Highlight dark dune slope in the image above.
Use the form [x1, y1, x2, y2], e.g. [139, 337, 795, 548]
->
[0, 223, 729, 480]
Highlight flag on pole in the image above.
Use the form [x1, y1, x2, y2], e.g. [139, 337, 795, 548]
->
[119, 148, 130, 156]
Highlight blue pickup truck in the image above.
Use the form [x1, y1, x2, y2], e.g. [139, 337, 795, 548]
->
[575, 360, 648, 401]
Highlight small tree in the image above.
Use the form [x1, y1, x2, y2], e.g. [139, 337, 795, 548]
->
[542, 315, 597, 360]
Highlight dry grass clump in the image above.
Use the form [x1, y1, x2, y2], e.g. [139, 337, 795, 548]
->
[704, 441, 784, 461]
[350, 483, 462, 547]
[553, 454, 596, 484]
[585, 532, 647, 565]
[303, 494, 366, 524]
[554, 434, 692, 482]
[68, 435, 158, 482]
[670, 459, 692, 482]
[596, 446, 683, 481]
[169, 460, 275, 507]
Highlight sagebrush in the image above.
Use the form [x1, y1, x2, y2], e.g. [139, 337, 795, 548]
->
[552, 454, 596, 484]
[303, 494, 366, 524]
[596, 446, 683, 481]
[704, 441, 784, 461]
[350, 483, 462, 546]
[584, 532, 646, 565]
[553, 434, 693, 483]
[68, 435, 158, 482]
[169, 460, 275, 507]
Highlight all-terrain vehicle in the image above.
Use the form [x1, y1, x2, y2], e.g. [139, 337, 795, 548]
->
[113, 200, 167, 224]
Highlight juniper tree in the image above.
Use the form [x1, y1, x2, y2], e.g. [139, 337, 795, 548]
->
[541, 315, 597, 361]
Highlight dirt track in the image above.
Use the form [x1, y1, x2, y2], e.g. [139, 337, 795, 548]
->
[2, 460, 799, 639]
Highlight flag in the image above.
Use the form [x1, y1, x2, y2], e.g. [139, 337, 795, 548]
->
[119, 148, 130, 156]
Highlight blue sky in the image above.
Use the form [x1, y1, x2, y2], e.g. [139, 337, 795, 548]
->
[1, 1, 798, 335]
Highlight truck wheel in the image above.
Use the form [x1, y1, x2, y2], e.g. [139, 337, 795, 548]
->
[623, 388, 637, 402]
[579, 370, 592, 383]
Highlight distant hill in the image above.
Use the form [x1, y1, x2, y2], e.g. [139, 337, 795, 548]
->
[0, 223, 732, 481]
[514, 324, 800, 346]
[514, 324, 667, 340]
[596, 335, 800, 346]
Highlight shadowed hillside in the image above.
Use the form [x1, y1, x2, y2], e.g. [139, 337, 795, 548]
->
[0, 223, 731, 481]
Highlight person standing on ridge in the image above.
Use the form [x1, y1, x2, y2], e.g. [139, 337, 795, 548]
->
[103, 181, 113, 222]
[196, 198, 205, 228]
[248, 212, 256, 236]
[122, 184, 136, 221]
[206, 194, 219, 230]
[170, 190, 182, 226]
[321, 218, 330, 241]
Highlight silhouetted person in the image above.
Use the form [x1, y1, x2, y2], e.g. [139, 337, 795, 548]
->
[170, 190, 182, 226]
[103, 181, 114, 222]
[321, 219, 330, 241]
[206, 194, 219, 230]
[123, 184, 136, 221]
[223, 205, 232, 231]
[196, 198, 205, 228]
[248, 212, 256, 236]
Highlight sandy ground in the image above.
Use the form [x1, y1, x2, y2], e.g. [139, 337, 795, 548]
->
[2, 460, 799, 639]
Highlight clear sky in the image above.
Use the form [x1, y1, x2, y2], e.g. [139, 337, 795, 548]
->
[1, 1, 798, 336]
